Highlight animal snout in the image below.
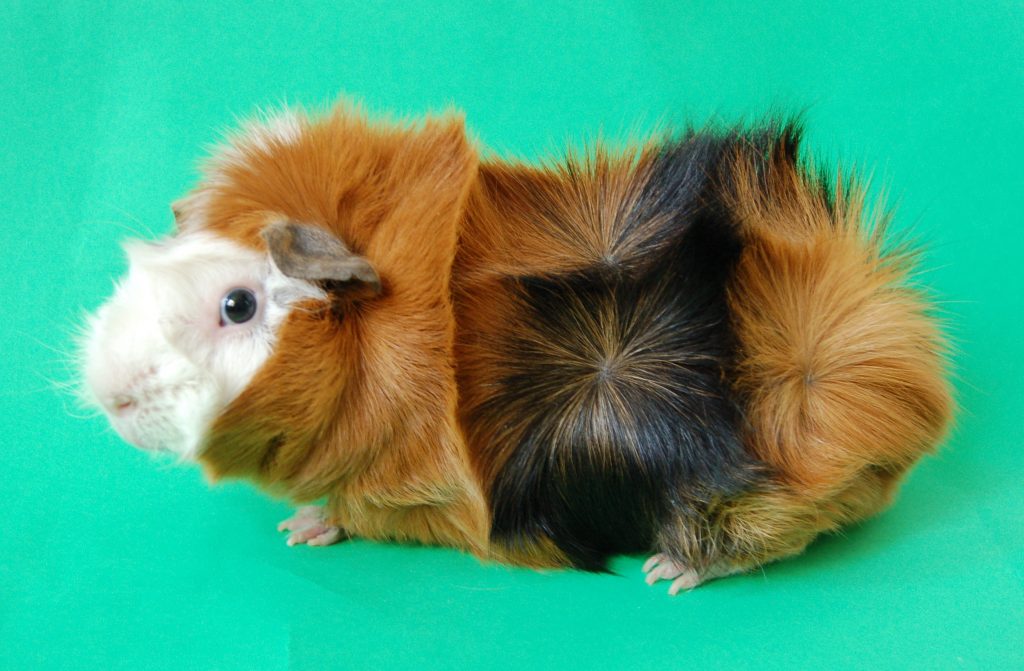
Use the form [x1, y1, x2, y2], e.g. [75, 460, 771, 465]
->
[93, 364, 159, 417]
[110, 394, 137, 415]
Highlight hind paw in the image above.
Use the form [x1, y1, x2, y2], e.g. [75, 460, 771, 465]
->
[643, 554, 742, 593]
[642, 553, 703, 595]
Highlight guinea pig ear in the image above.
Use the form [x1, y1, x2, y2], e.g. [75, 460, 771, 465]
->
[170, 199, 186, 222]
[170, 191, 207, 232]
[262, 220, 381, 297]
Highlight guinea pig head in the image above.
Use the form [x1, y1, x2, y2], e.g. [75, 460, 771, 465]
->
[81, 227, 330, 459]
[82, 104, 478, 501]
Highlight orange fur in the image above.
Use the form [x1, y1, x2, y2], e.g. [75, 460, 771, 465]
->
[195, 106, 489, 555]
[688, 137, 955, 570]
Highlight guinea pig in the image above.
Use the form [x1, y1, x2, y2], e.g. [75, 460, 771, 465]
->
[80, 102, 952, 593]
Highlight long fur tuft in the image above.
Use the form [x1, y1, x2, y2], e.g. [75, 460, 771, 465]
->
[455, 130, 767, 569]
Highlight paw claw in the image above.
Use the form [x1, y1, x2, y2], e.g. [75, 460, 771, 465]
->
[642, 553, 703, 593]
[277, 506, 344, 547]
[306, 527, 343, 546]
[668, 573, 701, 595]
[642, 553, 665, 573]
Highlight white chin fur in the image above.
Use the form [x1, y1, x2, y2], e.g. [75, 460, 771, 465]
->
[82, 230, 324, 460]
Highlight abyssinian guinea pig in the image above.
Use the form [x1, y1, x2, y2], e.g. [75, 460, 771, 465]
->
[81, 102, 952, 593]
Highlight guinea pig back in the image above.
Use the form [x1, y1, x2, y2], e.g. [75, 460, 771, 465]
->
[455, 125, 951, 583]
[81, 105, 952, 590]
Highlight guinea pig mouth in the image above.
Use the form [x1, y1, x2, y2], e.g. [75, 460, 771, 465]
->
[98, 379, 212, 458]
[109, 414, 176, 454]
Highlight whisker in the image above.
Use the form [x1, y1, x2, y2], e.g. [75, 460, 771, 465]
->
[97, 203, 162, 240]
[62, 406, 103, 421]
[88, 217, 150, 241]
[21, 332, 78, 361]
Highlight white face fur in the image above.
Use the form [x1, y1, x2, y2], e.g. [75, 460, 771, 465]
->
[81, 230, 325, 459]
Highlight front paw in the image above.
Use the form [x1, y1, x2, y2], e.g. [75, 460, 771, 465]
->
[277, 505, 345, 547]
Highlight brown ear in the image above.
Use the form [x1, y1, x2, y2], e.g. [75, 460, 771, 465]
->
[262, 220, 381, 296]
[170, 191, 208, 232]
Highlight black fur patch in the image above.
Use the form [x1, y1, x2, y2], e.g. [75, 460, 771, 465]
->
[483, 130, 771, 570]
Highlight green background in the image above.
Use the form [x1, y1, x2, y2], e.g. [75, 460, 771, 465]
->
[2, 2, 1021, 669]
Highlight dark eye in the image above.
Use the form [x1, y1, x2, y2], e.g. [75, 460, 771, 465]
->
[220, 288, 258, 325]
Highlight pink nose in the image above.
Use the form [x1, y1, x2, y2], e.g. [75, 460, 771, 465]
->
[111, 394, 136, 415]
